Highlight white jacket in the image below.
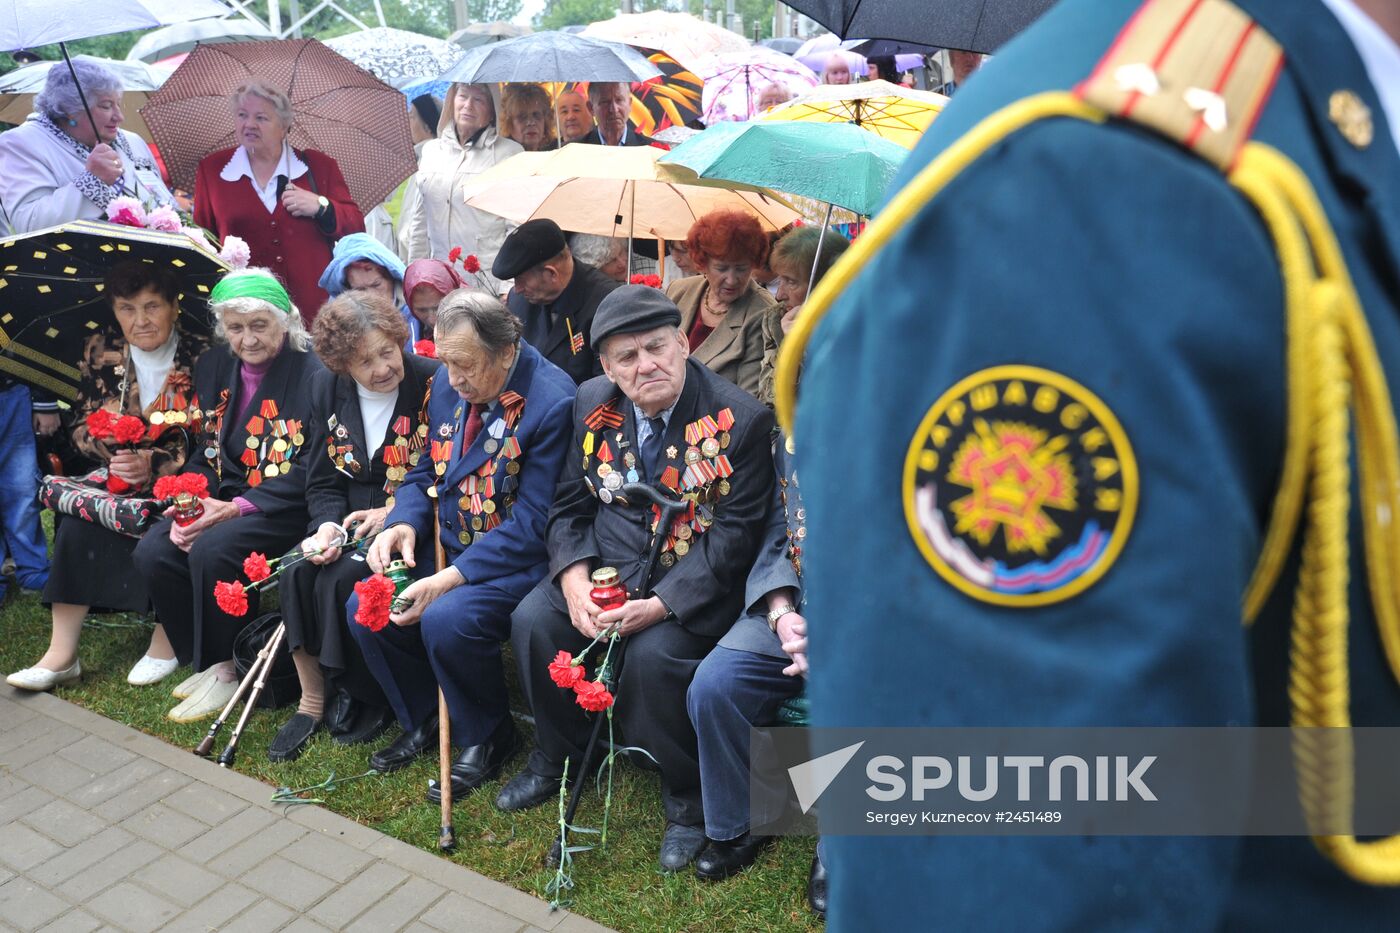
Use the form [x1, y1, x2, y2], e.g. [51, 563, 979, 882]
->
[0, 116, 173, 234]
[403, 90, 522, 289]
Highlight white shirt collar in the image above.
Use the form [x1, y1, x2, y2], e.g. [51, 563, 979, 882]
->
[219, 143, 308, 213]
[1321, 0, 1400, 158]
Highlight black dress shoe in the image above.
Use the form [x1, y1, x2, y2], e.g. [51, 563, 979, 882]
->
[494, 767, 563, 812]
[268, 713, 323, 763]
[333, 703, 394, 747]
[368, 716, 437, 773]
[808, 853, 828, 920]
[658, 821, 707, 872]
[694, 832, 772, 881]
[325, 690, 357, 735]
[426, 718, 519, 804]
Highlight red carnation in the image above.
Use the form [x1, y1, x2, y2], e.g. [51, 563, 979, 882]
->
[646, 274, 661, 288]
[214, 580, 249, 617]
[448, 246, 462, 264]
[574, 679, 614, 712]
[86, 408, 115, 439]
[112, 414, 147, 445]
[243, 552, 272, 583]
[353, 574, 396, 632]
[413, 339, 437, 359]
[462, 254, 481, 274]
[153, 475, 181, 499]
[180, 473, 211, 498]
[548, 651, 585, 689]
[105, 473, 131, 493]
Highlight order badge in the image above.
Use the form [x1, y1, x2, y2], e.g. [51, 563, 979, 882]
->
[903, 365, 1138, 607]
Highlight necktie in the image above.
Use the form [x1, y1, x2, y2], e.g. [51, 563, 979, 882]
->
[641, 416, 666, 481]
[454, 404, 485, 462]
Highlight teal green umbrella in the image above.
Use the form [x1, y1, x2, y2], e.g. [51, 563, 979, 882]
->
[657, 120, 907, 217]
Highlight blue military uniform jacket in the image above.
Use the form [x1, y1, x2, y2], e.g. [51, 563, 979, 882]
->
[386, 341, 575, 598]
[792, 0, 1400, 928]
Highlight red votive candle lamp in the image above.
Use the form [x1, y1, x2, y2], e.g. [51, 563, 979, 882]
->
[590, 567, 628, 611]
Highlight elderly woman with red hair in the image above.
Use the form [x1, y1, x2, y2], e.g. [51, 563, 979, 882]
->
[665, 210, 777, 398]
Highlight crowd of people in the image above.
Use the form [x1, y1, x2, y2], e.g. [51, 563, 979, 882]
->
[0, 52, 857, 920]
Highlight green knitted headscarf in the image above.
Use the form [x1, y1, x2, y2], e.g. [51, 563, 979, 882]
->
[209, 272, 292, 314]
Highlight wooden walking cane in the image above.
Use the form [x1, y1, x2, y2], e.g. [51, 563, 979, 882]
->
[193, 624, 283, 758]
[431, 503, 455, 852]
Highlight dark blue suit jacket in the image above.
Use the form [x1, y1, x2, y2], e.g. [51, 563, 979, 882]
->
[386, 341, 575, 600]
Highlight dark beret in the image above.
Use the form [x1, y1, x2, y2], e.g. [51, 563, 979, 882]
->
[491, 218, 567, 280]
[590, 285, 683, 351]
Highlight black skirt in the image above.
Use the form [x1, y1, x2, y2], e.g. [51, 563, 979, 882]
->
[278, 552, 386, 705]
[43, 518, 148, 612]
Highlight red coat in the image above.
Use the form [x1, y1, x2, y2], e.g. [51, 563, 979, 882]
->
[193, 147, 364, 325]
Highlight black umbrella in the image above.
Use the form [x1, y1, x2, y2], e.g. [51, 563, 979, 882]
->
[0, 219, 226, 400]
[783, 0, 1057, 54]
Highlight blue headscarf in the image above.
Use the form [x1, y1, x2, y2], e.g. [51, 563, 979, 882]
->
[317, 233, 407, 297]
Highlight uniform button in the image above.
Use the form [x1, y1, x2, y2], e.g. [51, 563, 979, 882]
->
[270, 221, 277, 228]
[275, 255, 283, 263]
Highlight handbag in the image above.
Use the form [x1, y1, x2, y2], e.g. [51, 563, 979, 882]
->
[38, 468, 164, 538]
[233, 611, 301, 709]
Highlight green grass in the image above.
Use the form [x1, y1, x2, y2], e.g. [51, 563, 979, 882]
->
[0, 549, 821, 932]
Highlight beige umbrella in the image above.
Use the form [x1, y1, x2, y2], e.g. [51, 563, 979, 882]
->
[463, 143, 799, 244]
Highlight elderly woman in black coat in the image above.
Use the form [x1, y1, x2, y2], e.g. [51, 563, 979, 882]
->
[268, 291, 438, 761]
[132, 269, 324, 723]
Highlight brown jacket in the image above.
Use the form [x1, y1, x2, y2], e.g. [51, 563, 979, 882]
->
[667, 275, 775, 399]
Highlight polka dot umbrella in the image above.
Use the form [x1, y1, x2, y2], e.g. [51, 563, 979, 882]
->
[140, 39, 418, 214]
[0, 220, 226, 401]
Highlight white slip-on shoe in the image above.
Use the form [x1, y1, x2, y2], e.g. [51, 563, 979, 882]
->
[7, 660, 81, 692]
[127, 655, 179, 686]
[167, 675, 238, 723]
[171, 667, 213, 699]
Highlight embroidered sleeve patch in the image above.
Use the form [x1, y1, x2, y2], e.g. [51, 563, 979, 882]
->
[903, 365, 1138, 607]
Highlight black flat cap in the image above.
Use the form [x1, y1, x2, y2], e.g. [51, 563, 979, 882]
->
[590, 285, 682, 350]
[492, 219, 567, 280]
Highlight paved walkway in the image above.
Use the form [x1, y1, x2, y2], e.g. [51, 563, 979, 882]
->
[0, 688, 613, 933]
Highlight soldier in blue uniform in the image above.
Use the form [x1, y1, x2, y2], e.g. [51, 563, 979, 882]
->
[777, 0, 1400, 927]
[347, 290, 575, 797]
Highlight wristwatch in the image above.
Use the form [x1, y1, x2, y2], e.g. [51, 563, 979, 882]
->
[767, 604, 796, 632]
[315, 195, 330, 216]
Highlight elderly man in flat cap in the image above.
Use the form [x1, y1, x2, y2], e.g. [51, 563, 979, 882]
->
[494, 218, 619, 386]
[500, 285, 775, 871]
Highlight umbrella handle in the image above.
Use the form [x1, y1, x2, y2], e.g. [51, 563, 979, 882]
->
[807, 202, 834, 299]
[59, 43, 103, 153]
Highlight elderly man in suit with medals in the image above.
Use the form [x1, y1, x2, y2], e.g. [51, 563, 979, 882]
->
[500, 285, 775, 872]
[496, 219, 619, 386]
[347, 290, 576, 799]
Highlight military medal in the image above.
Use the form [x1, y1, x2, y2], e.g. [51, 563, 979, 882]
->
[700, 437, 720, 459]
[603, 471, 623, 491]
[666, 445, 678, 460]
[599, 487, 614, 504]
